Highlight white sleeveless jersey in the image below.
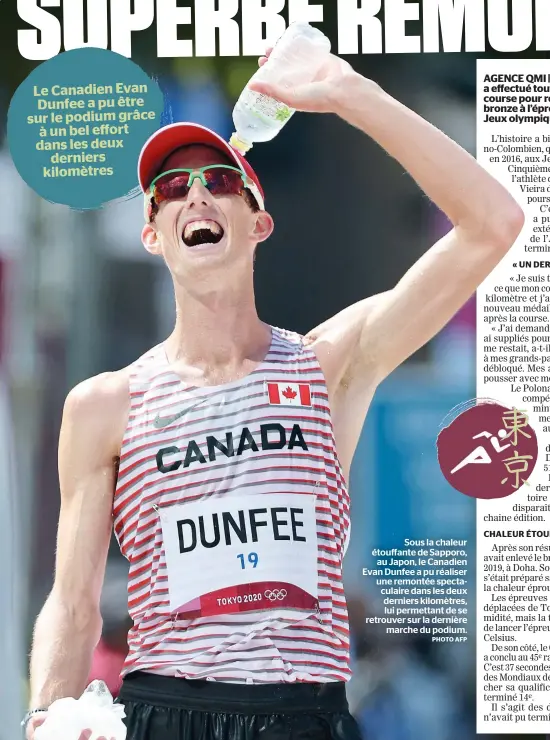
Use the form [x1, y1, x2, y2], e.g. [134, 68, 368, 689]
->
[113, 326, 352, 683]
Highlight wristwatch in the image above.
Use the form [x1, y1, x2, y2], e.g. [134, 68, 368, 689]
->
[21, 708, 48, 730]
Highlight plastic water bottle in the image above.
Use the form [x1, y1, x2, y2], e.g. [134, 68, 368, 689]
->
[34, 681, 127, 740]
[230, 22, 331, 154]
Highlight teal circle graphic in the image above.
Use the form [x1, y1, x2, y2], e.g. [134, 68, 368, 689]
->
[7, 48, 164, 209]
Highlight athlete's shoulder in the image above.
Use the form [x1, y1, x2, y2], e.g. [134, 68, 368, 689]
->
[63, 341, 164, 426]
[62, 368, 131, 453]
[66, 367, 130, 410]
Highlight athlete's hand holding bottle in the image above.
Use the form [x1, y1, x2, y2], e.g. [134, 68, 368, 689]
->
[253, 41, 357, 114]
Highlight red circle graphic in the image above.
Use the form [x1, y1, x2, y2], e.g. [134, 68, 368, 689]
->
[437, 401, 538, 500]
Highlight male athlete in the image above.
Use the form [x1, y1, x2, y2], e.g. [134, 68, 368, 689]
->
[25, 48, 523, 740]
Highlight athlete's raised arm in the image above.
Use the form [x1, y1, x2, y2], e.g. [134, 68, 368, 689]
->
[26, 372, 129, 739]
[251, 54, 524, 385]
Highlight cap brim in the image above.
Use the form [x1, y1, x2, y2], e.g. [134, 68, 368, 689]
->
[138, 123, 241, 190]
[138, 123, 264, 210]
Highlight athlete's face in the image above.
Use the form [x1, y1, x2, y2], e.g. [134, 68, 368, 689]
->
[142, 145, 273, 283]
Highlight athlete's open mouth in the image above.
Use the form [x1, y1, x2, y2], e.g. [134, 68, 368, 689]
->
[182, 219, 225, 248]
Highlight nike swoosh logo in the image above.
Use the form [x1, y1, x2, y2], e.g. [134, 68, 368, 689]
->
[153, 409, 188, 429]
[153, 395, 224, 429]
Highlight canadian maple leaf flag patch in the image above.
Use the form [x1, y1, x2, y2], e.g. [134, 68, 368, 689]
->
[267, 382, 312, 407]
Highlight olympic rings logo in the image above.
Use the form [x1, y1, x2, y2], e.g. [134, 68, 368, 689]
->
[264, 589, 287, 601]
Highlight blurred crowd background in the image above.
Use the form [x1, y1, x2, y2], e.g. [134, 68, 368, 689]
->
[0, 4, 545, 740]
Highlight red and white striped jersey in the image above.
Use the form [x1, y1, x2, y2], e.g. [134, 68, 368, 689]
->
[113, 326, 352, 683]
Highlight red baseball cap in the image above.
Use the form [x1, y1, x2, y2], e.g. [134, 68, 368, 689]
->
[137, 122, 265, 209]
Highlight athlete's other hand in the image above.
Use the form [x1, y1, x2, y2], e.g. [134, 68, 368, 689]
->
[26, 717, 116, 740]
[253, 47, 357, 114]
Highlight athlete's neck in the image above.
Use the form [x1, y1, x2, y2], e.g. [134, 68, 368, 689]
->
[165, 279, 270, 385]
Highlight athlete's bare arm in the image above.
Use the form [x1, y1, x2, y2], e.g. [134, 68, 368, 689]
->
[26, 371, 129, 739]
[311, 71, 523, 380]
[252, 55, 524, 473]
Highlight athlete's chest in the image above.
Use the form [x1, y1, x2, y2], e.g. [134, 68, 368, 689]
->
[137, 376, 331, 500]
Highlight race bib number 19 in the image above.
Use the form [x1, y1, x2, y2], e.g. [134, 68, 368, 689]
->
[159, 493, 319, 618]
